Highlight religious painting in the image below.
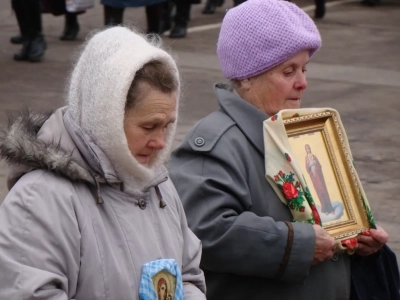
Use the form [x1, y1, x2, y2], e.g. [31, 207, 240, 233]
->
[152, 270, 177, 300]
[282, 111, 371, 241]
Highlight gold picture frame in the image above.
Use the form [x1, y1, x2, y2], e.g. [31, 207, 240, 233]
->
[283, 111, 371, 241]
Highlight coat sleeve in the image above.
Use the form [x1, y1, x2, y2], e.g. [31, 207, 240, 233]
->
[0, 171, 81, 299]
[169, 182, 207, 299]
[169, 142, 316, 283]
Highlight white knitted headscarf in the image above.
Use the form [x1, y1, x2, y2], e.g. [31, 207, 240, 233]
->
[67, 27, 180, 192]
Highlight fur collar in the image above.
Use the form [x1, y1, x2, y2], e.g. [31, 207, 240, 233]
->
[0, 110, 94, 186]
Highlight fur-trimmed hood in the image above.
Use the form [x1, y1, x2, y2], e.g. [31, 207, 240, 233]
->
[0, 108, 168, 192]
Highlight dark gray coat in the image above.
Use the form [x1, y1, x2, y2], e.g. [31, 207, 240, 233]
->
[170, 84, 351, 300]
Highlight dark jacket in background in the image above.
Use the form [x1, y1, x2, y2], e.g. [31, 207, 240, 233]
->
[351, 244, 400, 300]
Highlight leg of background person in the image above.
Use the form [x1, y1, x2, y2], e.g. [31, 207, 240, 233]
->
[104, 5, 124, 26]
[10, 0, 24, 44]
[162, 0, 174, 32]
[13, 0, 46, 62]
[60, 12, 81, 41]
[233, 0, 246, 6]
[26, 0, 46, 62]
[12, 0, 30, 60]
[314, 0, 326, 18]
[146, 2, 169, 35]
[361, 0, 380, 6]
[169, 0, 190, 38]
[202, 0, 224, 14]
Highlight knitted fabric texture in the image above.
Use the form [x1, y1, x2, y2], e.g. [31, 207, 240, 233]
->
[67, 27, 180, 192]
[217, 0, 322, 80]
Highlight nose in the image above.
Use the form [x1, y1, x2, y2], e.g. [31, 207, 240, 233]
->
[148, 132, 166, 150]
[294, 72, 307, 90]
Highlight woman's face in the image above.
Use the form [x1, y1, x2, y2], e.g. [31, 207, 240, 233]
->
[124, 87, 177, 166]
[238, 50, 310, 116]
[159, 283, 167, 300]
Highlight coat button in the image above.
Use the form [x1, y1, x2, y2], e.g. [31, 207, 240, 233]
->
[331, 253, 339, 262]
[138, 199, 147, 210]
[194, 137, 205, 147]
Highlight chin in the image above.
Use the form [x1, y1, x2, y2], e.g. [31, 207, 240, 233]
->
[285, 101, 301, 110]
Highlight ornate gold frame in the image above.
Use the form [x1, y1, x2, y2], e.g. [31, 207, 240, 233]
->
[283, 111, 370, 241]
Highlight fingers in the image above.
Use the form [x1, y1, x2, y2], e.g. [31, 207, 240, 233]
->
[357, 242, 380, 256]
[369, 227, 389, 244]
[312, 225, 336, 264]
[357, 235, 381, 249]
[356, 227, 388, 256]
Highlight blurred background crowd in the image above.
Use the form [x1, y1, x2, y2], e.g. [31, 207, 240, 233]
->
[9, 0, 372, 63]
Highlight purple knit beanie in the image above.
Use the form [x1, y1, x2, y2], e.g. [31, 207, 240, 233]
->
[217, 0, 321, 80]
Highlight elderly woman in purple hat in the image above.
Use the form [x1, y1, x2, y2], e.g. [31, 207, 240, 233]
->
[169, 0, 391, 299]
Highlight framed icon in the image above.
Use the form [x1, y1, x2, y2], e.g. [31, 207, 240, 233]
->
[283, 111, 372, 241]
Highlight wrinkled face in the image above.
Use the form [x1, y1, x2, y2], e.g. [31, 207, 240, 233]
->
[124, 88, 177, 166]
[239, 50, 310, 116]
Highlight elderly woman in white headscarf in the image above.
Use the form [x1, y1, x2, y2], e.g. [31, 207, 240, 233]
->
[0, 27, 206, 299]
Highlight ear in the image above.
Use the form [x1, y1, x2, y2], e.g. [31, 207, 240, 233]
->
[239, 78, 252, 91]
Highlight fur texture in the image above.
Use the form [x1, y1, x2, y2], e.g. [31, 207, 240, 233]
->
[0, 110, 93, 183]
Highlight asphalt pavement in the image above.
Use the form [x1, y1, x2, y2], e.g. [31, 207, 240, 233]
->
[0, 0, 399, 259]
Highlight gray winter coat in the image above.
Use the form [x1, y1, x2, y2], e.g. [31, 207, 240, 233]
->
[169, 84, 351, 300]
[0, 108, 206, 299]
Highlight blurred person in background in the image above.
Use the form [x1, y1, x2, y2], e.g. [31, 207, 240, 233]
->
[11, 0, 46, 62]
[202, 0, 245, 14]
[10, 2, 86, 44]
[315, 0, 325, 18]
[165, 0, 200, 38]
[103, 0, 169, 34]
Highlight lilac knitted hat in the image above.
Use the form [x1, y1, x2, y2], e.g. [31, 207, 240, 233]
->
[217, 0, 321, 80]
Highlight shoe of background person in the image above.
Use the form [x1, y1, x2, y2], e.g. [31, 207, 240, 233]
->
[233, 0, 246, 6]
[60, 13, 80, 41]
[202, 0, 224, 14]
[104, 5, 124, 26]
[10, 34, 23, 44]
[60, 22, 80, 41]
[314, 6, 325, 18]
[169, 25, 187, 38]
[13, 39, 31, 61]
[28, 35, 47, 62]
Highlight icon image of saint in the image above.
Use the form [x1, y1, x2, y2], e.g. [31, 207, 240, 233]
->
[152, 270, 176, 300]
[305, 144, 335, 215]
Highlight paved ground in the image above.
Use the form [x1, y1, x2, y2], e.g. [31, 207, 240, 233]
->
[0, 0, 399, 260]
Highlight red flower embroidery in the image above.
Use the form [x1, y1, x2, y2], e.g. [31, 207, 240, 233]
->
[282, 182, 298, 199]
[341, 238, 358, 250]
[300, 206, 305, 212]
[285, 153, 291, 162]
[271, 116, 276, 121]
[274, 175, 279, 181]
[311, 205, 321, 225]
[279, 170, 284, 177]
